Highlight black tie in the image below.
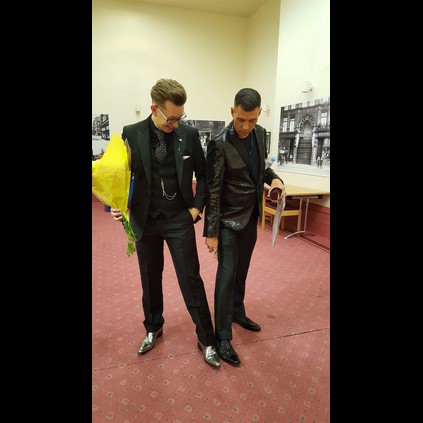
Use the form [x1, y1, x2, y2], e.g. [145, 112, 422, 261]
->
[154, 129, 167, 163]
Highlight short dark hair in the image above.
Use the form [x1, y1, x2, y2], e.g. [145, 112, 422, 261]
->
[151, 78, 187, 107]
[234, 88, 261, 111]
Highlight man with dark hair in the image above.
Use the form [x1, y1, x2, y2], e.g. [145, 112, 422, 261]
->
[204, 88, 285, 366]
[110, 78, 220, 368]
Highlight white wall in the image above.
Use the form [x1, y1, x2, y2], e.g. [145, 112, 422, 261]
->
[93, 0, 247, 134]
[93, 0, 330, 205]
[273, 0, 330, 204]
[243, 0, 281, 134]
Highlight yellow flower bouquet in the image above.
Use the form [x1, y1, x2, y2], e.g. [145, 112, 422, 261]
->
[92, 133, 136, 256]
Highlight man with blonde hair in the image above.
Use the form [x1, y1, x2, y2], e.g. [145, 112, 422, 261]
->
[111, 78, 220, 368]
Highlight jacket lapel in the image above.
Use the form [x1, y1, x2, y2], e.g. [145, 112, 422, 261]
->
[136, 121, 152, 186]
[255, 126, 266, 177]
[172, 127, 186, 187]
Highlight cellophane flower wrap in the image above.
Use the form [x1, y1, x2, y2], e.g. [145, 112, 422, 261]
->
[92, 133, 136, 256]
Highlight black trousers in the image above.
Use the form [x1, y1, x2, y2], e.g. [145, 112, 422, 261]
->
[135, 209, 215, 346]
[214, 212, 258, 341]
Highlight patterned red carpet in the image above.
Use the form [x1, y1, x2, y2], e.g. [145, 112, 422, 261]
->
[92, 201, 330, 422]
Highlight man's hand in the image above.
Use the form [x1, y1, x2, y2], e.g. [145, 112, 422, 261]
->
[268, 180, 285, 203]
[110, 208, 123, 221]
[205, 237, 218, 255]
[188, 207, 201, 222]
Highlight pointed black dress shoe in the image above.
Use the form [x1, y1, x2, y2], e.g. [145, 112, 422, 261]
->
[233, 316, 261, 332]
[138, 327, 163, 354]
[216, 339, 240, 366]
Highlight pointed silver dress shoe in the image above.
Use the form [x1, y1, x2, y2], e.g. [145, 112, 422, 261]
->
[197, 340, 221, 368]
[138, 327, 163, 354]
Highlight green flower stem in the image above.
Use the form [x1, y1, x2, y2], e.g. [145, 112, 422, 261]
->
[121, 215, 136, 256]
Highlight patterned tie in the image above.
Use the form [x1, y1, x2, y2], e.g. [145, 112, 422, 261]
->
[154, 129, 167, 163]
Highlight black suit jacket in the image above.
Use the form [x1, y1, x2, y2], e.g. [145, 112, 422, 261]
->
[122, 115, 206, 241]
[204, 122, 282, 237]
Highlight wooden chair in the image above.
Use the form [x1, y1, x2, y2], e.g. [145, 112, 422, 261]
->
[261, 187, 301, 232]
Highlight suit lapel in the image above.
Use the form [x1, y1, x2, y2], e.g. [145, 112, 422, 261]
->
[172, 127, 186, 187]
[136, 121, 152, 186]
[255, 126, 266, 177]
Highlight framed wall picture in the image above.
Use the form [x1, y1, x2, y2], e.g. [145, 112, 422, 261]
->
[185, 119, 225, 157]
[92, 113, 110, 159]
[199, 131, 211, 155]
[277, 96, 330, 176]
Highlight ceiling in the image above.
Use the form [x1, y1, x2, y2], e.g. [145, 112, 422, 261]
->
[131, 0, 269, 18]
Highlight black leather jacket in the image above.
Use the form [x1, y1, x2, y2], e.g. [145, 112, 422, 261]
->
[204, 122, 282, 237]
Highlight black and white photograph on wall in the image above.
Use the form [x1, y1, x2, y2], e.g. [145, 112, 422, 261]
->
[185, 119, 226, 157]
[199, 131, 211, 154]
[277, 97, 330, 177]
[92, 114, 110, 160]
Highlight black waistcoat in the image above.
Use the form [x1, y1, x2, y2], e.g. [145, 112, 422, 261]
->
[149, 137, 185, 219]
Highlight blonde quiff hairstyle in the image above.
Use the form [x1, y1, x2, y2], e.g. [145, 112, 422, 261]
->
[151, 78, 187, 108]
